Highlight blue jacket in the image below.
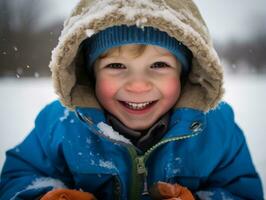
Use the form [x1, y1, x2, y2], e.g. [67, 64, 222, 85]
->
[0, 100, 263, 200]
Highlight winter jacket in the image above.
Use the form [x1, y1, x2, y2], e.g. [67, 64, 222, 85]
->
[0, 0, 264, 199]
[0, 100, 263, 199]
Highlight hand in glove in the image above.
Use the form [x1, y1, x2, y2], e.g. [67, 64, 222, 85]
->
[40, 189, 96, 200]
[149, 181, 195, 200]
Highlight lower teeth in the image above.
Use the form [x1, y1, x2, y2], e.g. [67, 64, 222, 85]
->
[126, 102, 152, 110]
[129, 105, 146, 110]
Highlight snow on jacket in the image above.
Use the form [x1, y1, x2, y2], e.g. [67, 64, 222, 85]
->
[0, 0, 264, 199]
[0, 100, 263, 199]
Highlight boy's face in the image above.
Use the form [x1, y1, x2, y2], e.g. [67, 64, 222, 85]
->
[94, 45, 181, 130]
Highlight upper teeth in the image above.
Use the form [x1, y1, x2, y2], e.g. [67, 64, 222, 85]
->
[125, 101, 152, 110]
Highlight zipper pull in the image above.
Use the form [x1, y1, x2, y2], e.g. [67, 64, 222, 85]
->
[136, 156, 146, 174]
[136, 156, 149, 195]
[142, 174, 149, 195]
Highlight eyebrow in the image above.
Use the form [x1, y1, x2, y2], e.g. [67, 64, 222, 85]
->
[156, 53, 175, 58]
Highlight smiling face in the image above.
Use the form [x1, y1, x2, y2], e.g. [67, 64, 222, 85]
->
[94, 44, 182, 130]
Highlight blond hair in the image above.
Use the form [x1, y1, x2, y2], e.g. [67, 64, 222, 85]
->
[98, 44, 147, 59]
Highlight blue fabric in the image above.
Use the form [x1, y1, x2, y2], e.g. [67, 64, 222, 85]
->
[0, 100, 263, 200]
[83, 25, 193, 76]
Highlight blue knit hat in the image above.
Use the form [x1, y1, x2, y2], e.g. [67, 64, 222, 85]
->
[83, 25, 192, 75]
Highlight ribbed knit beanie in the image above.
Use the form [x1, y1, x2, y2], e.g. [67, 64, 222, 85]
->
[83, 25, 192, 75]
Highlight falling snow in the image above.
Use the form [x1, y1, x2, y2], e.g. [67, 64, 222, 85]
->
[17, 67, 23, 75]
[34, 72, 40, 78]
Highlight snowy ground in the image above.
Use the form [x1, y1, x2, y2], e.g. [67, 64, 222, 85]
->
[0, 75, 265, 195]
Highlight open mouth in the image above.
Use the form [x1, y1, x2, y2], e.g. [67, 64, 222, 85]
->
[119, 101, 157, 111]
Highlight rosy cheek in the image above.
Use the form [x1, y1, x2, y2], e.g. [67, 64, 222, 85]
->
[95, 78, 117, 101]
[163, 77, 181, 98]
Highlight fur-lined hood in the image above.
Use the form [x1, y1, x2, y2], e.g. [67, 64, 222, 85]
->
[49, 0, 224, 112]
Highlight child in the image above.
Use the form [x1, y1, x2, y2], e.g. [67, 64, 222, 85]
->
[0, 0, 263, 199]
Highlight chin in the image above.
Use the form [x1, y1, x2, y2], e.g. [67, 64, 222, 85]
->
[124, 121, 153, 131]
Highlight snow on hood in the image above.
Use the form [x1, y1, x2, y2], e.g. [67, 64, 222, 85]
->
[49, 0, 224, 112]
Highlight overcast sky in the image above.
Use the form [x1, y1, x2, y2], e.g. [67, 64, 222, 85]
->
[43, 0, 266, 42]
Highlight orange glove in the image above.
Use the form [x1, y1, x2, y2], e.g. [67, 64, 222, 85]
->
[40, 189, 96, 200]
[149, 182, 195, 200]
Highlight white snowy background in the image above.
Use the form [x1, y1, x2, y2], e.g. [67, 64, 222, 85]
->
[0, 0, 266, 197]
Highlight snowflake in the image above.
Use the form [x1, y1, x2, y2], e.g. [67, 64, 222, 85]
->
[34, 72, 40, 78]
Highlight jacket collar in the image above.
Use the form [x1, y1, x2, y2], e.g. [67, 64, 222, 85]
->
[75, 107, 206, 141]
[167, 107, 206, 138]
[106, 112, 170, 152]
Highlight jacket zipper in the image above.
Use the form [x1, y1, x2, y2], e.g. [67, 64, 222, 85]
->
[76, 113, 200, 199]
[127, 132, 200, 200]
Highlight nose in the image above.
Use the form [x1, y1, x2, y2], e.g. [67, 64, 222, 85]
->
[124, 79, 152, 93]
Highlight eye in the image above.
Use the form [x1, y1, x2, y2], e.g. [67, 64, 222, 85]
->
[105, 63, 126, 69]
[151, 62, 171, 69]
